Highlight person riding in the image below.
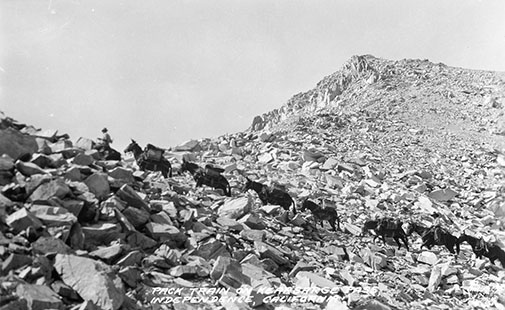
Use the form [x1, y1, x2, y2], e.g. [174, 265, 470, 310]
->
[97, 128, 113, 149]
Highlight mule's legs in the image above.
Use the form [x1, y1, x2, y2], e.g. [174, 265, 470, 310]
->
[161, 166, 168, 178]
[393, 236, 402, 250]
[381, 235, 388, 246]
[220, 184, 231, 197]
[329, 220, 337, 232]
[196, 179, 203, 188]
[401, 235, 409, 251]
[445, 240, 455, 254]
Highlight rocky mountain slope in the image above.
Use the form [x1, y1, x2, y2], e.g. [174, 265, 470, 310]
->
[1, 55, 505, 310]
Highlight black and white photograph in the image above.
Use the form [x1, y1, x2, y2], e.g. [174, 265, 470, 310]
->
[1, 1, 504, 309]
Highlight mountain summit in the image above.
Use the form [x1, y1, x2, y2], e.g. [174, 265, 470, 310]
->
[251, 54, 505, 144]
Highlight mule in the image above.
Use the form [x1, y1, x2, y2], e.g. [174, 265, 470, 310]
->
[482, 243, 505, 267]
[242, 177, 296, 214]
[300, 199, 340, 231]
[458, 232, 487, 259]
[124, 140, 172, 178]
[362, 218, 409, 250]
[405, 221, 436, 250]
[421, 225, 460, 255]
[180, 159, 231, 196]
[459, 232, 505, 267]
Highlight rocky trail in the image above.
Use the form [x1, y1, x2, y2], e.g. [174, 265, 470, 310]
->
[1, 55, 505, 310]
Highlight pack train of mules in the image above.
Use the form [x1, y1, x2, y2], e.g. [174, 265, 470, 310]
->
[362, 216, 505, 268]
[122, 140, 504, 268]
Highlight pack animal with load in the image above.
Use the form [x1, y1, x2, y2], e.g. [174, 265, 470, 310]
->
[124, 140, 172, 178]
[362, 217, 409, 251]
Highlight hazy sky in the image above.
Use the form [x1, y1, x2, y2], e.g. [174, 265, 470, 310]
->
[1, 0, 505, 150]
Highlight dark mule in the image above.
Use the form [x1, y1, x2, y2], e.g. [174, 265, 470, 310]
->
[124, 140, 172, 178]
[412, 224, 460, 255]
[180, 159, 231, 196]
[459, 232, 505, 267]
[300, 199, 340, 231]
[242, 177, 296, 214]
[362, 218, 409, 250]
[482, 243, 505, 267]
[405, 221, 436, 251]
[458, 232, 487, 259]
[92, 143, 121, 161]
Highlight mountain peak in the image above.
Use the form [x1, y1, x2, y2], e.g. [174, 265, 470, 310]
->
[249, 55, 505, 143]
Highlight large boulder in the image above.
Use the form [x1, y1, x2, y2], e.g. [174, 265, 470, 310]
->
[6, 208, 43, 234]
[84, 173, 111, 200]
[16, 284, 64, 310]
[217, 196, 252, 219]
[28, 178, 71, 202]
[0, 128, 38, 159]
[54, 254, 125, 310]
[15, 161, 48, 177]
[74, 137, 94, 151]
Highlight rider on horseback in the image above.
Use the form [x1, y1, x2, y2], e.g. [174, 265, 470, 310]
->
[97, 128, 113, 150]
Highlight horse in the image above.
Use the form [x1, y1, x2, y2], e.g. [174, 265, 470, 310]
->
[242, 177, 296, 214]
[92, 142, 121, 161]
[180, 159, 231, 196]
[124, 140, 172, 178]
[362, 218, 409, 251]
[459, 232, 505, 266]
[300, 198, 340, 231]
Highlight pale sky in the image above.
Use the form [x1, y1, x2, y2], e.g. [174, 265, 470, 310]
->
[1, 0, 505, 150]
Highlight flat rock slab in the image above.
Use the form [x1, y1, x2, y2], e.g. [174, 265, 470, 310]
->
[89, 244, 123, 263]
[116, 250, 144, 267]
[238, 213, 266, 230]
[28, 178, 71, 202]
[54, 254, 124, 310]
[32, 236, 72, 255]
[254, 241, 289, 265]
[417, 251, 438, 266]
[82, 222, 122, 247]
[6, 208, 43, 234]
[29, 204, 77, 227]
[295, 271, 338, 288]
[218, 197, 252, 219]
[145, 222, 187, 245]
[194, 240, 230, 260]
[72, 153, 94, 166]
[16, 284, 63, 310]
[429, 188, 458, 202]
[84, 173, 110, 200]
[108, 167, 134, 184]
[15, 161, 47, 176]
[2, 253, 33, 273]
[122, 207, 150, 228]
[75, 137, 94, 150]
[116, 184, 149, 211]
[0, 128, 38, 159]
[216, 217, 244, 231]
